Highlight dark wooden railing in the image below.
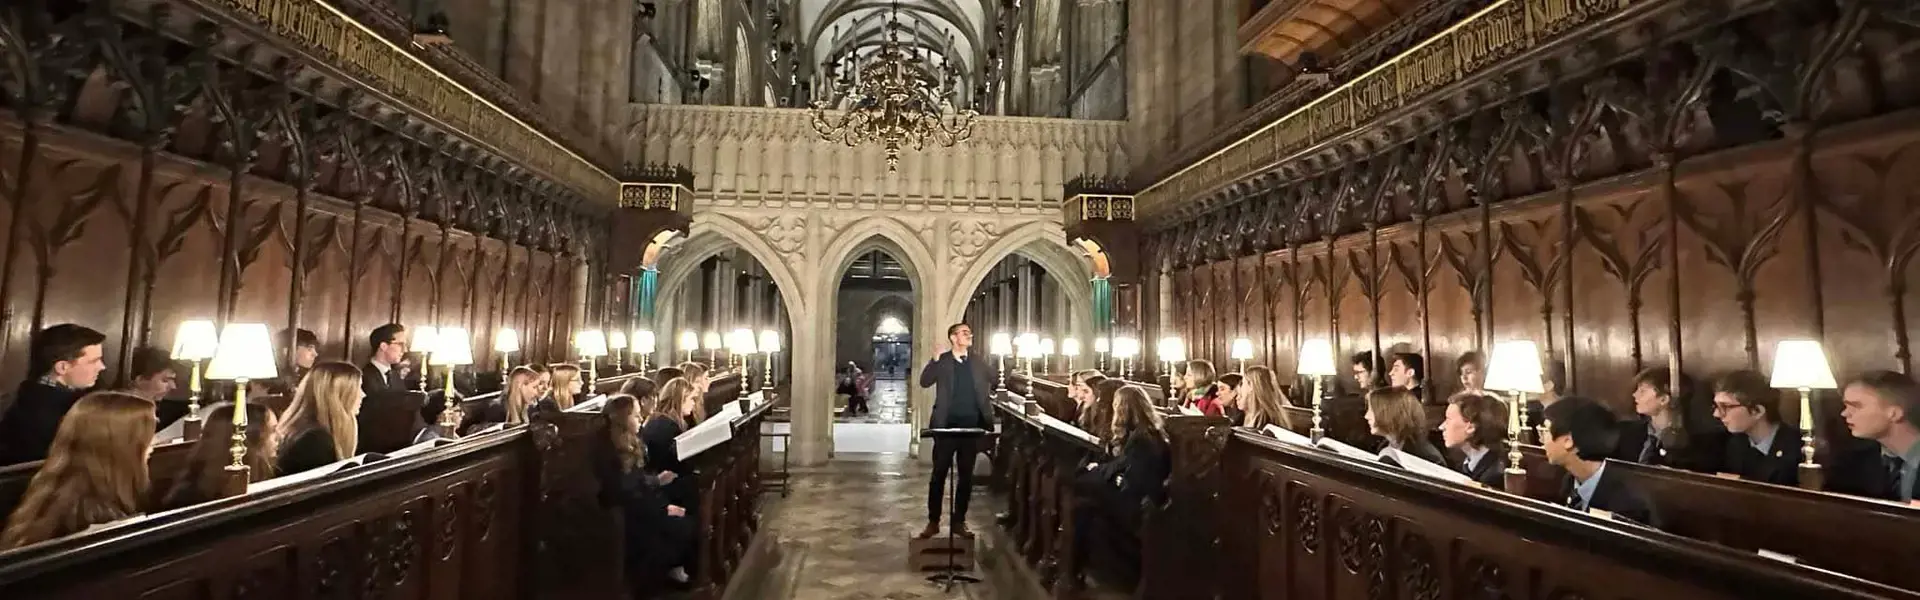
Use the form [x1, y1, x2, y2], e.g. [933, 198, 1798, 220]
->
[1507, 444, 1920, 591]
[989, 378, 1920, 598]
[0, 374, 771, 600]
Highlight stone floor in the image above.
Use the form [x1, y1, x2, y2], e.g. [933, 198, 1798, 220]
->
[836, 378, 910, 424]
[761, 453, 999, 600]
[758, 453, 1133, 600]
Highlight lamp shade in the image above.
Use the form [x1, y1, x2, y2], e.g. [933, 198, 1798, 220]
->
[1039, 338, 1056, 356]
[1484, 340, 1546, 394]
[1061, 338, 1081, 357]
[634, 330, 657, 353]
[702, 331, 723, 350]
[758, 329, 781, 353]
[1769, 340, 1837, 389]
[1297, 339, 1337, 376]
[413, 326, 439, 355]
[1113, 337, 1139, 359]
[679, 330, 700, 351]
[430, 327, 474, 366]
[1231, 338, 1255, 361]
[204, 323, 279, 381]
[1156, 337, 1186, 363]
[576, 330, 609, 358]
[730, 328, 758, 354]
[1093, 337, 1110, 353]
[608, 330, 629, 350]
[1017, 333, 1040, 358]
[171, 319, 219, 361]
[990, 332, 1014, 355]
[493, 328, 521, 353]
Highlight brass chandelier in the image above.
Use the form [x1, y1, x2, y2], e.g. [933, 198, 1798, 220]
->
[808, 2, 977, 172]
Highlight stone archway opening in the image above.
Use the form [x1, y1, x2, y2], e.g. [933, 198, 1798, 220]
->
[649, 231, 799, 406]
[825, 244, 922, 454]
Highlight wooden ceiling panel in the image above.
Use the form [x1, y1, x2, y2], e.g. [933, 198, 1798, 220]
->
[1237, 0, 1413, 64]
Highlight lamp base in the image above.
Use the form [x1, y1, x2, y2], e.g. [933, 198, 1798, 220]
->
[1797, 463, 1825, 492]
[1503, 467, 1529, 496]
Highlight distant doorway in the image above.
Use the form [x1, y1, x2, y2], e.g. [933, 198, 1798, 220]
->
[831, 249, 915, 453]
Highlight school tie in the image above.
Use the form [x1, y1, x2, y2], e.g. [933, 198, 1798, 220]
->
[1887, 455, 1907, 500]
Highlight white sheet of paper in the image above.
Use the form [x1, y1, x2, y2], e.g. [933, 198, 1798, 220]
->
[1034, 413, 1102, 446]
[570, 394, 608, 412]
[388, 437, 453, 458]
[675, 418, 734, 459]
[1178, 405, 1203, 416]
[248, 455, 363, 494]
[1314, 437, 1381, 461]
[1264, 425, 1314, 447]
[1380, 447, 1474, 485]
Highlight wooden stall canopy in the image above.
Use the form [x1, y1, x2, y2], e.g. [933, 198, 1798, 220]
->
[0, 376, 771, 600]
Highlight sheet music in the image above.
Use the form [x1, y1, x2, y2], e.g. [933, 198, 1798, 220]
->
[677, 405, 739, 458]
[1178, 405, 1204, 416]
[1034, 413, 1102, 446]
[248, 455, 363, 494]
[569, 394, 608, 412]
[1313, 437, 1381, 462]
[152, 405, 219, 443]
[1264, 425, 1315, 447]
[388, 437, 454, 458]
[1380, 447, 1474, 485]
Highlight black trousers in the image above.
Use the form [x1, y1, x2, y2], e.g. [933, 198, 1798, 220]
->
[928, 436, 981, 524]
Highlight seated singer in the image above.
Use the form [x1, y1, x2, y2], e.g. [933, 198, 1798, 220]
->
[918, 323, 996, 540]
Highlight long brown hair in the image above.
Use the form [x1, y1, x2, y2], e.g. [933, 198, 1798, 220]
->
[1366, 387, 1429, 448]
[1113, 385, 1169, 445]
[1239, 366, 1295, 430]
[657, 377, 699, 429]
[1, 392, 157, 549]
[504, 366, 539, 424]
[163, 402, 279, 510]
[550, 364, 581, 410]
[279, 361, 362, 460]
[1085, 378, 1127, 444]
[604, 394, 647, 472]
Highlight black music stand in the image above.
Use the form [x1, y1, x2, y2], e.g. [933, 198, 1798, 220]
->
[920, 426, 989, 590]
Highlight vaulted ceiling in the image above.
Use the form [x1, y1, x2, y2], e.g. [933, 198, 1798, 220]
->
[798, 0, 993, 83]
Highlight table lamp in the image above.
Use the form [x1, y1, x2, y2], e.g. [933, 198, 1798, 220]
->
[1039, 337, 1056, 374]
[634, 330, 657, 372]
[1297, 339, 1337, 439]
[1770, 339, 1837, 491]
[702, 331, 723, 365]
[493, 328, 520, 388]
[576, 329, 608, 385]
[1114, 336, 1139, 379]
[1094, 336, 1110, 371]
[608, 330, 629, 372]
[990, 332, 1014, 391]
[170, 319, 219, 439]
[1157, 336, 1186, 398]
[1061, 338, 1081, 371]
[1484, 340, 1545, 487]
[430, 327, 473, 430]
[679, 330, 700, 363]
[730, 328, 758, 399]
[1231, 337, 1255, 372]
[412, 325, 439, 392]
[758, 329, 781, 390]
[205, 323, 277, 494]
[1017, 333, 1040, 374]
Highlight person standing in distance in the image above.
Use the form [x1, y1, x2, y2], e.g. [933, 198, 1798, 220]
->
[918, 323, 996, 539]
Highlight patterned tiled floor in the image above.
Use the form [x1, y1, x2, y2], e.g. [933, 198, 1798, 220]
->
[763, 453, 1001, 599]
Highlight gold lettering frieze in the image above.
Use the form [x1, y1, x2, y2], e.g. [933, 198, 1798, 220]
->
[212, 0, 616, 200]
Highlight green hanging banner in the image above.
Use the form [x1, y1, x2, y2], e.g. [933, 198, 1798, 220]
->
[1091, 277, 1113, 335]
[637, 268, 660, 323]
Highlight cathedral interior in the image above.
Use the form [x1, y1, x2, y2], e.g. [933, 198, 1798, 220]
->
[2, 0, 1920, 598]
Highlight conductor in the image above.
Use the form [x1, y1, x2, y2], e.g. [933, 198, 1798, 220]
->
[917, 323, 996, 540]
